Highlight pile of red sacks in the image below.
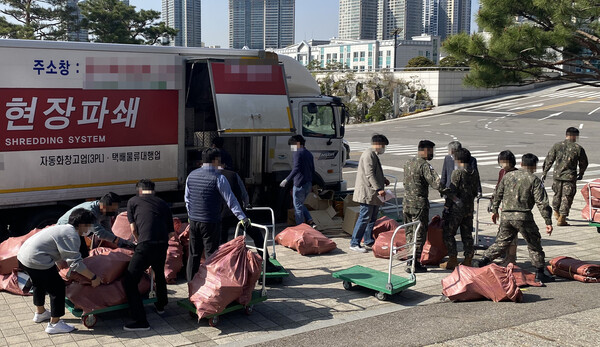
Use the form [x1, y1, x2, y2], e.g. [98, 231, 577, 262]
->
[188, 236, 262, 319]
[0, 227, 47, 295]
[547, 256, 600, 283]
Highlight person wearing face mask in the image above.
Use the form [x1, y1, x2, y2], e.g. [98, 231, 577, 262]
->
[17, 208, 101, 334]
[57, 192, 134, 255]
[349, 134, 390, 253]
[493, 150, 518, 266]
[403, 140, 445, 272]
[280, 135, 316, 226]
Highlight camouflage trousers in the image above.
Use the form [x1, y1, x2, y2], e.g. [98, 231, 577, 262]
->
[483, 219, 545, 268]
[442, 209, 474, 258]
[552, 180, 577, 216]
[403, 206, 429, 257]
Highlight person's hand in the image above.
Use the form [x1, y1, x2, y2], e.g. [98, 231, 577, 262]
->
[492, 213, 499, 224]
[243, 202, 252, 211]
[577, 173, 584, 180]
[241, 218, 251, 230]
[279, 179, 288, 188]
[546, 225, 553, 236]
[91, 275, 101, 288]
[378, 190, 386, 197]
[117, 238, 135, 248]
[384, 178, 390, 186]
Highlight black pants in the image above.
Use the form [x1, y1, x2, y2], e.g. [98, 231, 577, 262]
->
[187, 220, 220, 282]
[19, 263, 65, 317]
[79, 236, 89, 258]
[123, 242, 168, 324]
[221, 215, 269, 259]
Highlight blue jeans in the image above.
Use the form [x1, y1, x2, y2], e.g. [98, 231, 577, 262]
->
[350, 203, 379, 247]
[293, 182, 313, 225]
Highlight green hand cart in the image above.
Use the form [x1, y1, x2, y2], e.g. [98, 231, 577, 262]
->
[177, 222, 268, 327]
[332, 220, 421, 301]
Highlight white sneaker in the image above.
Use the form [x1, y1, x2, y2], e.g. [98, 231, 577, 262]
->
[33, 310, 51, 323]
[349, 245, 367, 253]
[45, 320, 75, 334]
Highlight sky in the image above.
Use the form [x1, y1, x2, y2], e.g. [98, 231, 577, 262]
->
[130, 0, 478, 48]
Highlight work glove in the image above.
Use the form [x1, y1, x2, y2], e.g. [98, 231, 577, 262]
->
[577, 173, 584, 180]
[279, 179, 288, 188]
[117, 238, 135, 249]
[241, 218, 252, 230]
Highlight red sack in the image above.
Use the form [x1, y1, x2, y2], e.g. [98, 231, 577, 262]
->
[547, 265, 600, 283]
[0, 269, 32, 296]
[165, 234, 184, 284]
[66, 275, 150, 314]
[179, 224, 190, 260]
[188, 236, 262, 319]
[0, 227, 47, 275]
[512, 265, 543, 287]
[549, 256, 600, 277]
[60, 247, 134, 285]
[372, 217, 399, 240]
[372, 229, 406, 259]
[441, 263, 523, 302]
[581, 180, 600, 222]
[111, 212, 135, 241]
[275, 223, 337, 255]
[420, 216, 447, 265]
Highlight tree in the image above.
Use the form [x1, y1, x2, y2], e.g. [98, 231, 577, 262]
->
[439, 55, 468, 68]
[366, 98, 393, 122]
[405, 56, 436, 70]
[79, 0, 177, 44]
[306, 59, 322, 71]
[443, 0, 600, 87]
[0, 0, 78, 40]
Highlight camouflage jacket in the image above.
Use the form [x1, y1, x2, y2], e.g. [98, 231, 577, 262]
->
[492, 170, 552, 225]
[542, 140, 588, 181]
[446, 166, 480, 215]
[403, 156, 443, 209]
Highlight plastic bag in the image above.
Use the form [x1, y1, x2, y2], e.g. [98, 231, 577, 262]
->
[0, 269, 32, 296]
[66, 275, 150, 314]
[188, 236, 262, 319]
[371, 216, 399, 240]
[0, 227, 47, 275]
[372, 229, 406, 259]
[275, 223, 337, 255]
[420, 215, 447, 265]
[441, 263, 523, 302]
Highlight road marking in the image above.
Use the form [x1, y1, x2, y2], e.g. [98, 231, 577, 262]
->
[440, 122, 451, 125]
[481, 183, 497, 189]
[538, 111, 564, 121]
[524, 132, 534, 135]
[458, 120, 470, 123]
[543, 133, 556, 136]
[382, 165, 404, 173]
[477, 118, 488, 121]
[416, 124, 431, 127]
[588, 106, 600, 115]
[509, 103, 544, 111]
[505, 130, 515, 133]
[516, 97, 595, 115]
[580, 123, 584, 129]
[506, 144, 527, 147]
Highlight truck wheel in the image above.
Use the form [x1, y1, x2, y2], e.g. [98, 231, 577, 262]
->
[22, 207, 67, 234]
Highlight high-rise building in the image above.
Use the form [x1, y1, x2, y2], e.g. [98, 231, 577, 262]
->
[67, 0, 88, 42]
[229, 0, 295, 49]
[376, 0, 422, 40]
[162, 0, 202, 47]
[438, 0, 470, 39]
[338, 0, 378, 40]
[422, 0, 439, 36]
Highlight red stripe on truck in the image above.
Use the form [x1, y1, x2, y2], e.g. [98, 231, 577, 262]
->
[210, 62, 287, 95]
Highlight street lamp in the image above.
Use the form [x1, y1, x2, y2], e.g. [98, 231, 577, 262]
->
[393, 28, 403, 71]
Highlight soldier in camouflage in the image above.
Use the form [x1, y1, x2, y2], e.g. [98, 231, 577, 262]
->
[403, 140, 445, 273]
[541, 127, 588, 226]
[439, 148, 480, 270]
[478, 153, 555, 284]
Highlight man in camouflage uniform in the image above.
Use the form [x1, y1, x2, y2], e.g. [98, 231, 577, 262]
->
[478, 153, 555, 284]
[440, 148, 480, 270]
[541, 127, 588, 226]
[403, 140, 445, 273]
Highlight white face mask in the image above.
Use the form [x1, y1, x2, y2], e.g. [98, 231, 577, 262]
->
[376, 147, 385, 155]
[290, 145, 298, 152]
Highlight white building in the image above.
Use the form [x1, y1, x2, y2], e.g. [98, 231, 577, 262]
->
[162, 0, 202, 47]
[272, 35, 441, 71]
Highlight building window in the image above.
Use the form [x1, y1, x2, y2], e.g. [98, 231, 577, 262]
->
[326, 53, 331, 62]
[368, 51, 372, 57]
[359, 66, 365, 71]
[353, 52, 358, 62]
[360, 52, 365, 61]
[386, 50, 391, 56]
[347, 53, 350, 59]
[333, 53, 337, 61]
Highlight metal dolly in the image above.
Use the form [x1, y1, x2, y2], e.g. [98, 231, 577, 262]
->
[474, 196, 496, 250]
[65, 269, 157, 328]
[177, 222, 268, 327]
[246, 206, 289, 283]
[585, 182, 600, 233]
[332, 221, 420, 301]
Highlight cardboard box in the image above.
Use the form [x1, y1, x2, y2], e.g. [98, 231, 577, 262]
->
[311, 206, 342, 230]
[343, 194, 359, 209]
[304, 192, 331, 211]
[342, 206, 362, 235]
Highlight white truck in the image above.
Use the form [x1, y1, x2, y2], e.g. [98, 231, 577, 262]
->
[0, 39, 348, 237]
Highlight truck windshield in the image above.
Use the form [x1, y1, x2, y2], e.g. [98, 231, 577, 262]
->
[302, 105, 336, 138]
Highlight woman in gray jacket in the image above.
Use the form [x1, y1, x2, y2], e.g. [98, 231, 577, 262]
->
[350, 134, 390, 253]
[18, 208, 101, 334]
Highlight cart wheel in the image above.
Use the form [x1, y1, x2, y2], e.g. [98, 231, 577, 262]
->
[375, 291, 388, 301]
[208, 316, 219, 327]
[342, 281, 352, 290]
[82, 314, 97, 328]
[245, 305, 254, 315]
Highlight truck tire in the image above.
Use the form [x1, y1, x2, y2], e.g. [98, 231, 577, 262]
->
[13, 207, 68, 236]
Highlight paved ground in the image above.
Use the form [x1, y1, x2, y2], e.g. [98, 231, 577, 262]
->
[1, 84, 599, 346]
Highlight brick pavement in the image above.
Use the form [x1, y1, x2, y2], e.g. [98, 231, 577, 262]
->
[1, 193, 598, 347]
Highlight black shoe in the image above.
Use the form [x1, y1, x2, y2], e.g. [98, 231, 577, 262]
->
[154, 303, 165, 315]
[123, 321, 150, 331]
[475, 257, 491, 268]
[535, 269, 555, 284]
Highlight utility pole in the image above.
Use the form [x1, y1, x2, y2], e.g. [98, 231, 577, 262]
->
[393, 28, 402, 71]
